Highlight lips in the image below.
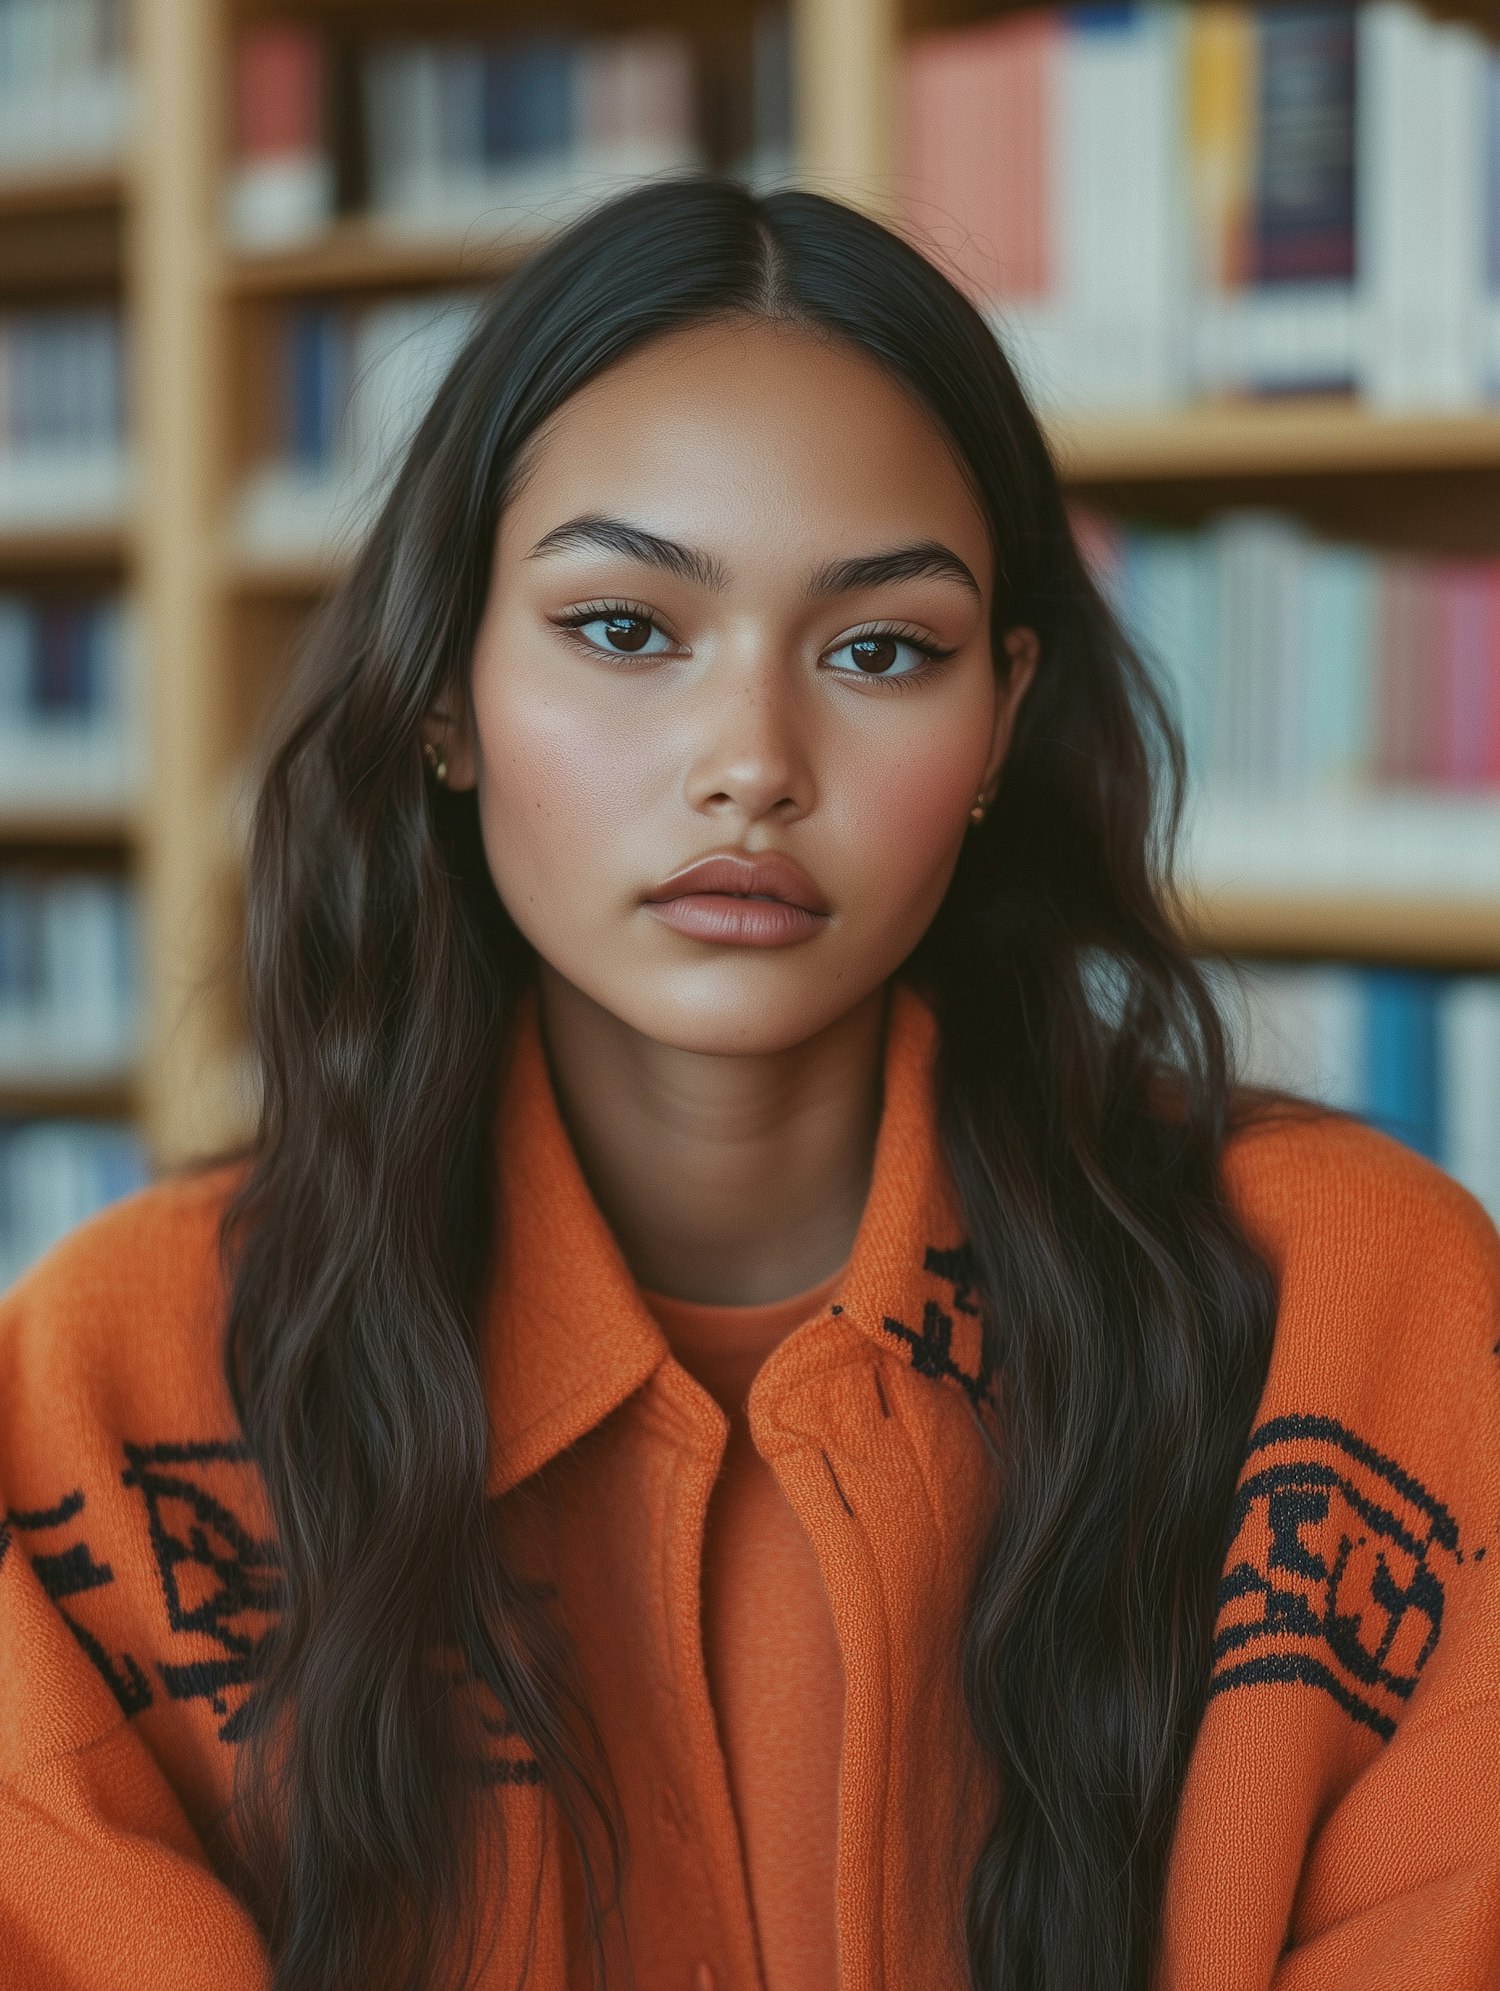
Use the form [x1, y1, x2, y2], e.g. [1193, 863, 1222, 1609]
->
[643, 850, 830, 915]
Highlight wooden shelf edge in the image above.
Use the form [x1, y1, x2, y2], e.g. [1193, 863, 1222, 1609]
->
[0, 522, 129, 569]
[1048, 398, 1500, 485]
[224, 215, 545, 296]
[1179, 889, 1500, 968]
[0, 806, 139, 846]
[0, 162, 126, 220]
[0, 1072, 138, 1118]
[220, 543, 348, 595]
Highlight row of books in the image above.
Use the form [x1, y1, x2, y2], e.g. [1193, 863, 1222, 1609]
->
[0, 307, 128, 529]
[0, 873, 136, 1078]
[1078, 507, 1500, 796]
[0, 592, 139, 807]
[235, 291, 484, 559]
[0, 0, 130, 178]
[902, 0, 1500, 410]
[228, 14, 794, 250]
[1225, 962, 1500, 1220]
[0, 1118, 146, 1293]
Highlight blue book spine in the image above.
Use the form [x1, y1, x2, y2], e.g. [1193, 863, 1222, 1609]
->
[0, 886, 19, 1001]
[1363, 969, 1442, 1161]
[1063, 3, 1138, 32]
[79, 601, 106, 718]
[288, 306, 342, 467]
[1253, 4, 1357, 284]
[35, 607, 69, 715]
[63, 604, 92, 716]
[488, 35, 574, 158]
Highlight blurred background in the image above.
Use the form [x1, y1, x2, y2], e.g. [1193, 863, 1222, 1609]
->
[0, 0, 1496, 1287]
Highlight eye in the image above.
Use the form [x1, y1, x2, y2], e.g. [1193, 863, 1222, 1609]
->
[558, 603, 677, 657]
[823, 627, 953, 684]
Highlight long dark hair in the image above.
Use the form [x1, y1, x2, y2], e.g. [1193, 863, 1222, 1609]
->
[222, 175, 1278, 1991]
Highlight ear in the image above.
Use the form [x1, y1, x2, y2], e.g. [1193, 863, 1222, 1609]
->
[422, 685, 478, 791]
[979, 626, 1039, 797]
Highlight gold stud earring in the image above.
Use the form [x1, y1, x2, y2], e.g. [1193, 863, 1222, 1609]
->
[423, 739, 448, 787]
[969, 790, 988, 825]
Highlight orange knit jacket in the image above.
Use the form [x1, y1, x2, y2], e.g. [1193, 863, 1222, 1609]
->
[1, 978, 1498, 1990]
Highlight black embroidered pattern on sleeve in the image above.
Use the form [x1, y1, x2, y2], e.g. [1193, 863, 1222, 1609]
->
[880, 1241, 995, 1410]
[1207, 1413, 1461, 1742]
[0, 1489, 153, 1715]
[121, 1439, 282, 1744]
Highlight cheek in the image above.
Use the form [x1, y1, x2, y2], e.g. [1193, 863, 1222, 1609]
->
[469, 658, 654, 906]
[841, 721, 985, 912]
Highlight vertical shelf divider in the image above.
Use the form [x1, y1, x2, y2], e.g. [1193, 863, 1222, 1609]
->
[131, 0, 237, 1164]
[794, 0, 899, 210]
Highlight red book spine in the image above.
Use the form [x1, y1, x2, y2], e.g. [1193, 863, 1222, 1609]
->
[234, 24, 324, 162]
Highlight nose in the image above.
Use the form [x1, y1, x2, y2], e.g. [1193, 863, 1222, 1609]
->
[681, 639, 814, 825]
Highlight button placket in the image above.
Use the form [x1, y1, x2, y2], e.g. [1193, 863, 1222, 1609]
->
[651, 1365, 769, 1991]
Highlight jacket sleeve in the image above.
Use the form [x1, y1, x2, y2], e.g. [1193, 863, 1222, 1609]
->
[1266, 1693, 1500, 1991]
[1265, 1180, 1500, 1991]
[0, 1506, 271, 1990]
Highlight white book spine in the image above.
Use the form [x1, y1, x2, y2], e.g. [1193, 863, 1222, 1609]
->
[1438, 977, 1500, 1221]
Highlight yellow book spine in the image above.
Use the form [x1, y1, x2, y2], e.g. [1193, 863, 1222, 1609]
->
[1187, 3, 1256, 291]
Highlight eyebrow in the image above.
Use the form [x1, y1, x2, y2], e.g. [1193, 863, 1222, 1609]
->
[528, 516, 728, 590]
[808, 542, 982, 603]
[527, 514, 982, 604]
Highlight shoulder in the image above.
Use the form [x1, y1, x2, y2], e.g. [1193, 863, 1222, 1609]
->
[1222, 1102, 1499, 1549]
[0, 1163, 248, 1489]
[1223, 1102, 1500, 1325]
[1213, 1104, 1500, 1731]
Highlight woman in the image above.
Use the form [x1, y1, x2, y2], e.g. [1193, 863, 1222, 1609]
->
[0, 177, 1495, 1991]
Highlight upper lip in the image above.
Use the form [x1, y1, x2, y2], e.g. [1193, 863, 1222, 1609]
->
[644, 850, 831, 914]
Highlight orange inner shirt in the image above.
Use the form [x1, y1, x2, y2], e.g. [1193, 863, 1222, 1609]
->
[639, 1262, 849, 1991]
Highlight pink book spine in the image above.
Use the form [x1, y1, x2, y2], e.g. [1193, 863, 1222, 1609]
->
[1011, 11, 1057, 298]
[969, 10, 1054, 302]
[1412, 563, 1443, 785]
[901, 11, 1055, 305]
[945, 27, 1005, 302]
[899, 36, 959, 260]
[1435, 561, 1493, 787]
[1375, 559, 1424, 785]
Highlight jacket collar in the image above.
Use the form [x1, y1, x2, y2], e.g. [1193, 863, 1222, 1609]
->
[481, 976, 990, 1500]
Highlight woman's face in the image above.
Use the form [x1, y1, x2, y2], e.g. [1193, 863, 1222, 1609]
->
[446, 316, 1035, 1054]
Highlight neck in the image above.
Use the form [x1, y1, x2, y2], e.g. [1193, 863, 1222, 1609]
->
[532, 964, 889, 1306]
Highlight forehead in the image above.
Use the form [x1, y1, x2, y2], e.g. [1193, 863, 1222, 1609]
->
[498, 317, 993, 588]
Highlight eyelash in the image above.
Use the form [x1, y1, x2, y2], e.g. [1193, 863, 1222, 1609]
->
[551, 599, 957, 691]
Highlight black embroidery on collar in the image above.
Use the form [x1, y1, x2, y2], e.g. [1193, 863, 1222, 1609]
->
[880, 1241, 994, 1409]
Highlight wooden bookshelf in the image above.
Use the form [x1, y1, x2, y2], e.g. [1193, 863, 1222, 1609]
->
[75, 0, 1494, 1168]
[0, 105, 139, 1164]
[226, 215, 546, 297]
[1046, 399, 1500, 484]
[0, 165, 124, 220]
[0, 807, 138, 848]
[0, 1073, 139, 1119]
[0, 525, 128, 572]
[1182, 893, 1500, 971]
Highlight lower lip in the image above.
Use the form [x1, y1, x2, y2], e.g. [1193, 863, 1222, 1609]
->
[644, 893, 829, 946]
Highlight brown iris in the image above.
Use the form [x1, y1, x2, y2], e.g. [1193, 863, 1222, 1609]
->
[849, 635, 900, 674]
[603, 615, 652, 652]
